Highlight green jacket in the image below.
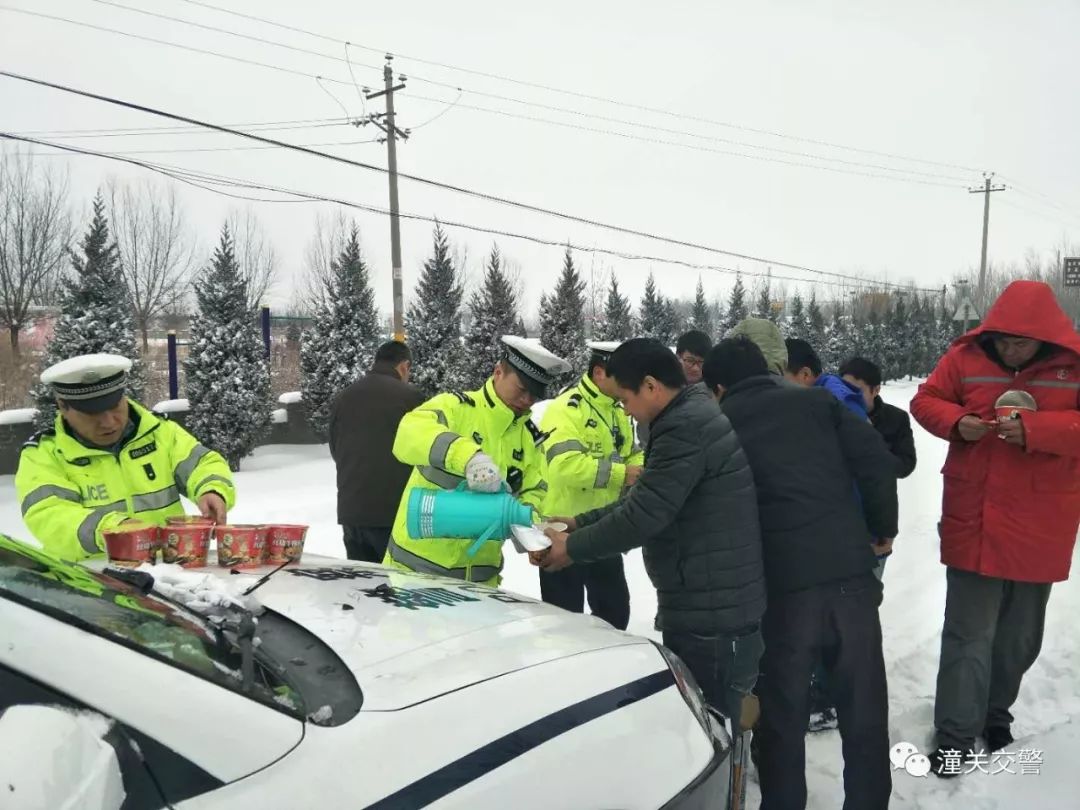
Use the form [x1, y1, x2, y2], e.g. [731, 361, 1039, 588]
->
[15, 401, 236, 561]
[385, 379, 548, 584]
[541, 375, 644, 518]
[728, 318, 788, 375]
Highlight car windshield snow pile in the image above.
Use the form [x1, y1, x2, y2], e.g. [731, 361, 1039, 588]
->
[0, 536, 360, 725]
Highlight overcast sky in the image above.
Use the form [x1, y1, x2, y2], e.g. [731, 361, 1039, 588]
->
[2, 0, 1078, 319]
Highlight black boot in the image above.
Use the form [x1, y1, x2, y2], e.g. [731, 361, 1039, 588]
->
[929, 744, 973, 779]
[983, 725, 1014, 753]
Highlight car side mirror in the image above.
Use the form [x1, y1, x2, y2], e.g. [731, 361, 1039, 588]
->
[0, 704, 125, 810]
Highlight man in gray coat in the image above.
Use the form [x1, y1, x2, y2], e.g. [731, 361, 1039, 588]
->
[537, 338, 766, 726]
[329, 341, 425, 561]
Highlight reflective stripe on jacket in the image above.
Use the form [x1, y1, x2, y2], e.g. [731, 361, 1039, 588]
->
[15, 401, 236, 561]
[385, 379, 547, 582]
[540, 374, 644, 518]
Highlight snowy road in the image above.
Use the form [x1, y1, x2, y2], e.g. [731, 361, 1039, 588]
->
[1, 379, 1077, 807]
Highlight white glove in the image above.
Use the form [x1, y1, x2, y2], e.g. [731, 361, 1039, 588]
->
[465, 452, 503, 493]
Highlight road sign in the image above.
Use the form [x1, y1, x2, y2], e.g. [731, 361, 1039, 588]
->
[1064, 257, 1080, 287]
[953, 298, 980, 323]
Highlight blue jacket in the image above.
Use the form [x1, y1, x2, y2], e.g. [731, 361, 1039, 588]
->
[815, 375, 868, 421]
[815, 374, 889, 557]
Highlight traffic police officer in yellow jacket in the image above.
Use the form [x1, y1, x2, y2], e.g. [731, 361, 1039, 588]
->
[384, 336, 571, 585]
[16, 354, 236, 561]
[539, 341, 644, 629]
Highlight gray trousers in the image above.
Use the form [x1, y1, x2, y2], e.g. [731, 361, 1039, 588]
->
[934, 567, 1052, 749]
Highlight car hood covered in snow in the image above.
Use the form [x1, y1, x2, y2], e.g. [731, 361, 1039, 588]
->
[212, 555, 644, 711]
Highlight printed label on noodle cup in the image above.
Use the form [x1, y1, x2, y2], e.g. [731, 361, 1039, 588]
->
[162, 525, 211, 568]
[103, 524, 159, 567]
[996, 405, 1034, 421]
[217, 525, 267, 569]
[267, 524, 308, 565]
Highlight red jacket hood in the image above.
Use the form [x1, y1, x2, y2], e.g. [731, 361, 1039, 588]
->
[958, 280, 1080, 358]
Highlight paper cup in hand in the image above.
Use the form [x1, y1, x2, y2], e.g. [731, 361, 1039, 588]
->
[509, 524, 553, 554]
[995, 389, 1037, 421]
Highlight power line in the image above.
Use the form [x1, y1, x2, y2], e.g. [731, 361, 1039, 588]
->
[4, 130, 928, 295]
[12, 120, 350, 140]
[26, 137, 381, 157]
[83, 0, 974, 183]
[174, 0, 984, 175]
[0, 68, 937, 291]
[4, 3, 971, 187]
[10, 116, 345, 137]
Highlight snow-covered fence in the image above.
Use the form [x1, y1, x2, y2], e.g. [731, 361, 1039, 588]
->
[0, 408, 38, 475]
[0, 393, 321, 477]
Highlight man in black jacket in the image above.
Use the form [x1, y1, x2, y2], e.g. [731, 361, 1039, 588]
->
[537, 338, 766, 725]
[329, 341, 425, 562]
[704, 336, 898, 810]
[840, 356, 918, 479]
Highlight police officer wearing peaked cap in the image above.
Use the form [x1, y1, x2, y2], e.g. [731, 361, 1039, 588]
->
[537, 340, 645, 629]
[15, 353, 236, 561]
[384, 336, 571, 585]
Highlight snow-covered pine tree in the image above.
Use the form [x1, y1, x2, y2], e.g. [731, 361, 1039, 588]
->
[823, 306, 853, 372]
[300, 225, 380, 437]
[538, 247, 590, 387]
[463, 244, 519, 389]
[786, 291, 810, 341]
[688, 277, 714, 337]
[808, 290, 827, 352]
[754, 278, 775, 322]
[185, 225, 271, 471]
[714, 297, 728, 336]
[406, 224, 467, 396]
[661, 298, 682, 345]
[595, 276, 634, 341]
[724, 273, 749, 332]
[638, 273, 668, 342]
[34, 193, 143, 429]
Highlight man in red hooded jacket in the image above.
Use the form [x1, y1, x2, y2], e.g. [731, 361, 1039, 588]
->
[911, 280, 1080, 777]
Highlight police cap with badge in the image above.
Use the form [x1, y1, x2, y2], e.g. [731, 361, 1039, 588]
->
[500, 335, 571, 398]
[41, 353, 133, 414]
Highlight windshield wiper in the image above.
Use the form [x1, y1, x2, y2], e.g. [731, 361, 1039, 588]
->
[241, 559, 291, 597]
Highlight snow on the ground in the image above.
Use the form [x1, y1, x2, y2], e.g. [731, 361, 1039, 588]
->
[0, 379, 1077, 808]
[151, 398, 190, 414]
[277, 391, 302, 404]
[0, 408, 38, 425]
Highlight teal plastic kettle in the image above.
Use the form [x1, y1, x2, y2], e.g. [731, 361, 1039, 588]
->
[406, 485, 535, 557]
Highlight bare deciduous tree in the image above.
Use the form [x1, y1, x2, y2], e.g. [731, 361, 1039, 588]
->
[228, 208, 277, 310]
[301, 211, 351, 311]
[0, 150, 72, 355]
[107, 179, 196, 350]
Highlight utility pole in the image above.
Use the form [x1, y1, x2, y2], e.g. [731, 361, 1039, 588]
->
[365, 55, 409, 341]
[968, 172, 1006, 308]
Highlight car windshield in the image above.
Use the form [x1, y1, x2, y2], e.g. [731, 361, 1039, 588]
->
[0, 536, 302, 719]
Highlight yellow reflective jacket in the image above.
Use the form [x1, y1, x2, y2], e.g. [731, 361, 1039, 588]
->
[540, 374, 644, 518]
[15, 401, 236, 561]
[385, 379, 548, 584]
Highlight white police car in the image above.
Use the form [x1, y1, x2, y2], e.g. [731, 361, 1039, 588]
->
[0, 534, 732, 809]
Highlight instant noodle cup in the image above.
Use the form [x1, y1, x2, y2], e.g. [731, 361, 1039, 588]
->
[216, 524, 268, 569]
[161, 524, 212, 568]
[166, 515, 216, 527]
[994, 389, 1038, 422]
[266, 524, 308, 565]
[103, 522, 159, 567]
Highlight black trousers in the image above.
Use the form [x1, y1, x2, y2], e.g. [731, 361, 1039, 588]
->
[342, 526, 391, 563]
[539, 555, 630, 630]
[934, 567, 1052, 750]
[663, 625, 764, 727]
[756, 575, 890, 810]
